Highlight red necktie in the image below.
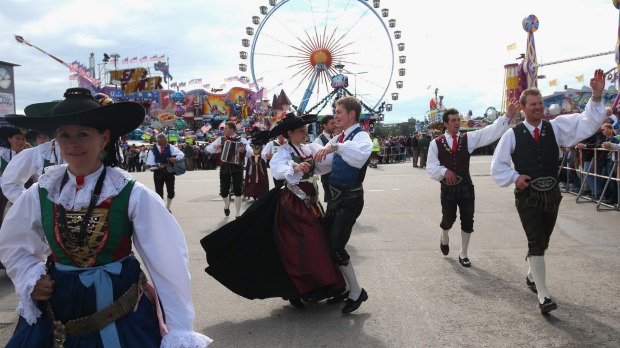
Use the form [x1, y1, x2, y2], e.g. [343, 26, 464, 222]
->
[338, 132, 345, 143]
[534, 128, 540, 143]
[452, 134, 457, 153]
[160, 146, 165, 155]
[330, 134, 334, 139]
[76, 176, 84, 192]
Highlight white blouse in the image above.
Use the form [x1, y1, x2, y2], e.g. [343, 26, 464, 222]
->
[0, 164, 212, 347]
[1, 140, 63, 203]
[270, 142, 331, 184]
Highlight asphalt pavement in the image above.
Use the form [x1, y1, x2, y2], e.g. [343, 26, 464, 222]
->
[0, 156, 618, 347]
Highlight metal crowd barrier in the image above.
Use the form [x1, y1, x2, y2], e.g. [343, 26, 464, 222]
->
[379, 146, 410, 162]
[558, 147, 619, 211]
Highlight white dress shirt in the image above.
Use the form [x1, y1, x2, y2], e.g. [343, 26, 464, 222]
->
[145, 143, 185, 166]
[426, 115, 512, 182]
[491, 99, 606, 187]
[325, 124, 372, 169]
[261, 139, 286, 161]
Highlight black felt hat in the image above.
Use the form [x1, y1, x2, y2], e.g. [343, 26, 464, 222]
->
[269, 113, 317, 137]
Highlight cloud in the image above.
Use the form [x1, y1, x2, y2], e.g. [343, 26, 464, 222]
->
[2, 0, 618, 123]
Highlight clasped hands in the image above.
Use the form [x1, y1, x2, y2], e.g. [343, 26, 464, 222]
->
[314, 144, 335, 163]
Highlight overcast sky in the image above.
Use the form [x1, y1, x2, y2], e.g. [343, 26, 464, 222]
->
[2, 0, 618, 123]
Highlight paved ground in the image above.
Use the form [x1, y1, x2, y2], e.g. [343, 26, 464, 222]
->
[0, 156, 619, 347]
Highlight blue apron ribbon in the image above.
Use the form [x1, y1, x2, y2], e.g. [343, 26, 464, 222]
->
[55, 256, 129, 348]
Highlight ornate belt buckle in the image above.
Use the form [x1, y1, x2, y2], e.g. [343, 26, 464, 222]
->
[529, 176, 557, 191]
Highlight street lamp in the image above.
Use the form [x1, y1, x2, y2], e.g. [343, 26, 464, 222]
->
[354, 71, 367, 98]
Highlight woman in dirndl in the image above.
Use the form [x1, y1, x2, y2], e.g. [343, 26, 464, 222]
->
[0, 88, 212, 347]
[202, 113, 344, 309]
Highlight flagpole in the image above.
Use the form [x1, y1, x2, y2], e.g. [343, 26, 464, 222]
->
[167, 57, 170, 91]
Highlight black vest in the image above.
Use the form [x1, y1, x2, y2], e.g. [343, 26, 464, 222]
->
[435, 133, 472, 184]
[511, 121, 558, 179]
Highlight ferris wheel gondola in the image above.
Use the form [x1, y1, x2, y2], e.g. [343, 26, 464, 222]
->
[239, 0, 404, 116]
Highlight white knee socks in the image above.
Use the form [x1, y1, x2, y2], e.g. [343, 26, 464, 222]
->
[460, 231, 471, 259]
[166, 198, 172, 210]
[339, 262, 362, 300]
[234, 195, 242, 216]
[441, 229, 450, 245]
[528, 255, 550, 303]
[223, 196, 230, 209]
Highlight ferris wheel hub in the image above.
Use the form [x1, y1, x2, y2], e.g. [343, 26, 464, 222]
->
[310, 48, 332, 68]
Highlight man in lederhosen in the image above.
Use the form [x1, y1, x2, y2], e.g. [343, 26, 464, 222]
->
[146, 133, 184, 212]
[491, 69, 607, 314]
[426, 106, 513, 268]
[312, 115, 337, 202]
[207, 121, 251, 218]
[315, 96, 371, 314]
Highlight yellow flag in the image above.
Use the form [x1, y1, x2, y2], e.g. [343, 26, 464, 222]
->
[507, 43, 517, 51]
[576, 75, 584, 83]
[549, 79, 558, 87]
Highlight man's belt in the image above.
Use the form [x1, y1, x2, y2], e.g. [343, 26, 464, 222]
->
[47, 272, 145, 343]
[329, 185, 363, 201]
[440, 175, 463, 186]
[528, 176, 557, 191]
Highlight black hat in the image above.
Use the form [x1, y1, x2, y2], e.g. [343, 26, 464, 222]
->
[250, 130, 271, 147]
[0, 127, 26, 141]
[269, 113, 317, 137]
[4, 88, 145, 137]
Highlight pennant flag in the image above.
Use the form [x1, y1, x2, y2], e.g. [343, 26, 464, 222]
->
[507, 43, 517, 51]
[150, 55, 158, 62]
[549, 79, 558, 87]
[188, 79, 195, 85]
[158, 55, 166, 62]
[130, 57, 138, 63]
[195, 78, 202, 84]
[576, 75, 584, 83]
[203, 83, 210, 89]
[139, 56, 148, 63]
[122, 58, 129, 64]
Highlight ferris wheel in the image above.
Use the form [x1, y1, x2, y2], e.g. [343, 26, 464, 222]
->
[238, 0, 405, 115]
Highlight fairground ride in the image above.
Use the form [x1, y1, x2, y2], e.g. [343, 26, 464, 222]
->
[238, 0, 406, 118]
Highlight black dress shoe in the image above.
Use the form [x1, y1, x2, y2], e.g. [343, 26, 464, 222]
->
[526, 276, 537, 294]
[224, 208, 230, 217]
[288, 299, 305, 309]
[326, 291, 349, 305]
[341, 289, 368, 314]
[440, 239, 449, 256]
[458, 256, 471, 268]
[539, 297, 557, 314]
